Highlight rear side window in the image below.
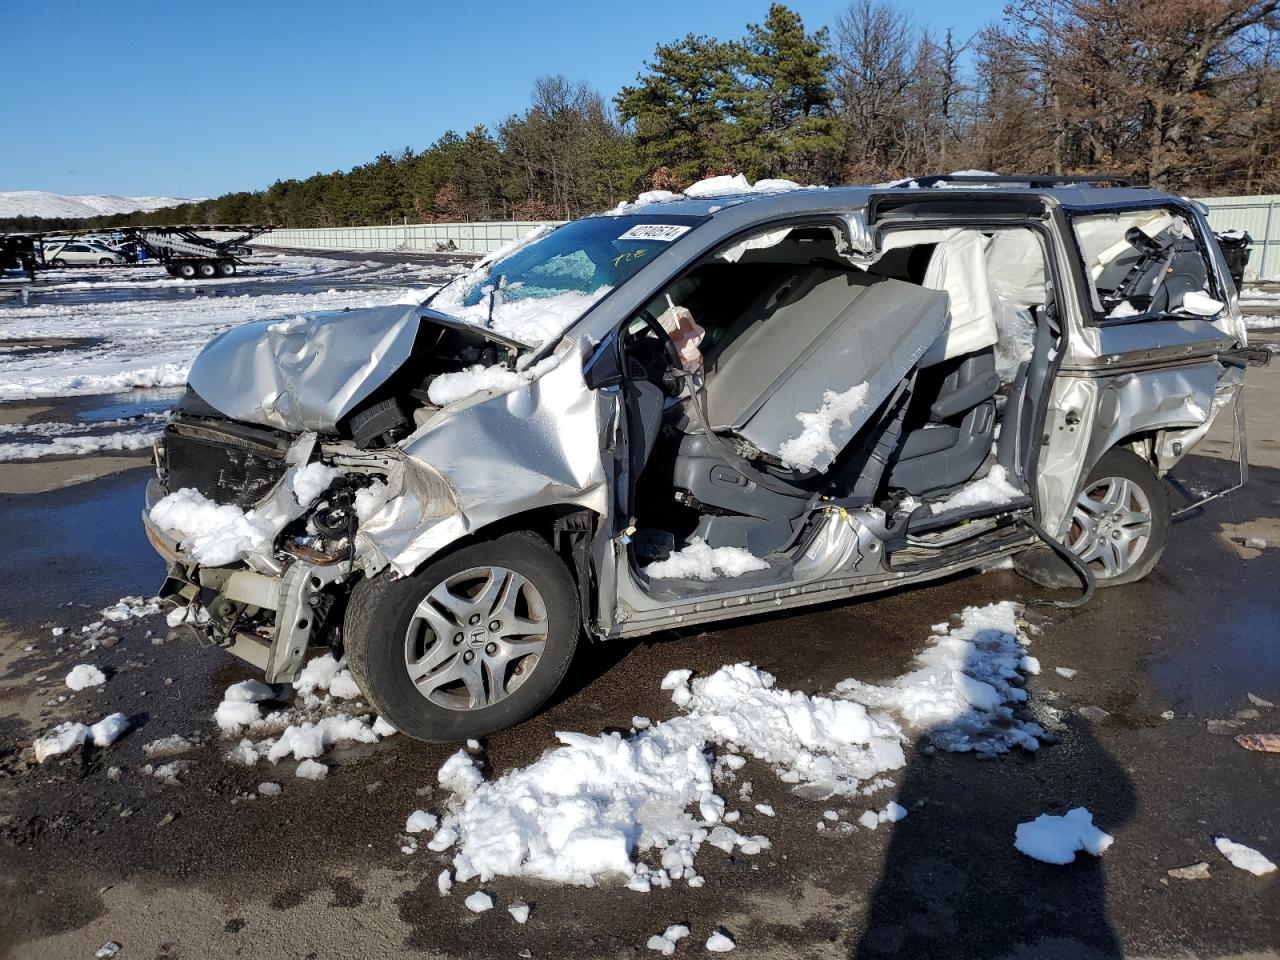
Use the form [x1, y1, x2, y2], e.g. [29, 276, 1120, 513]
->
[1071, 208, 1221, 321]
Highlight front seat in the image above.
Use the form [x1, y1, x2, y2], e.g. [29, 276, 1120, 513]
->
[887, 347, 1000, 496]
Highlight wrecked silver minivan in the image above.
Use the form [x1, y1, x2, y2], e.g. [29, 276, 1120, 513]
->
[143, 174, 1263, 741]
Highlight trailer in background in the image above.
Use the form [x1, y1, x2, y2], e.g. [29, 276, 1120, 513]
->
[0, 224, 272, 280]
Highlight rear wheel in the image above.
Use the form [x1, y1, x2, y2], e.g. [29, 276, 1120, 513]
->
[98, 257, 113, 265]
[218, 261, 236, 276]
[1065, 447, 1169, 585]
[345, 531, 580, 741]
[178, 262, 197, 279]
[52, 258, 67, 267]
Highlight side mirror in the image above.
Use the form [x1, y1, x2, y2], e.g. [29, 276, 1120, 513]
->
[583, 335, 624, 388]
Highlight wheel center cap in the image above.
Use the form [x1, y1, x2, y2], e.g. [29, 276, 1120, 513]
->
[468, 628, 487, 647]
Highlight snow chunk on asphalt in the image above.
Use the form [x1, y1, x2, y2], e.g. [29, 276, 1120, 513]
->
[835, 601, 1044, 754]
[100, 595, 161, 621]
[464, 891, 494, 913]
[34, 721, 87, 762]
[777, 382, 869, 473]
[66, 664, 106, 690]
[647, 924, 690, 954]
[148, 487, 274, 567]
[507, 900, 530, 923]
[929, 465, 1022, 514]
[1214, 837, 1277, 876]
[437, 869, 452, 895]
[1014, 808, 1114, 864]
[215, 700, 262, 733]
[706, 930, 737, 952]
[643, 538, 769, 581]
[295, 758, 328, 779]
[406, 810, 439, 834]
[258, 782, 282, 797]
[294, 653, 361, 700]
[89, 713, 130, 747]
[143, 734, 197, 758]
[267, 716, 378, 762]
[438, 749, 484, 795]
[225, 679, 276, 703]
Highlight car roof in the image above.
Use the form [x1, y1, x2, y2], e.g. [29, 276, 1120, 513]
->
[595, 183, 1181, 220]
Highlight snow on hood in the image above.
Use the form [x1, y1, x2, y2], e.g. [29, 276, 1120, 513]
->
[185, 304, 530, 433]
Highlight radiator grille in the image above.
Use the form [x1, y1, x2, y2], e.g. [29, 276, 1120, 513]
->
[163, 424, 288, 509]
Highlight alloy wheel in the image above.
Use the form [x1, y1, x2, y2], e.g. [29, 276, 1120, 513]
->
[1067, 475, 1153, 579]
[402, 565, 549, 711]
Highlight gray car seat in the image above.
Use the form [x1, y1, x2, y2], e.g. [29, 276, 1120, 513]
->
[672, 266, 949, 554]
[886, 347, 1000, 496]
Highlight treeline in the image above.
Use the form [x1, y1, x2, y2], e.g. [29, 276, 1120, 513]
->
[7, 0, 1279, 233]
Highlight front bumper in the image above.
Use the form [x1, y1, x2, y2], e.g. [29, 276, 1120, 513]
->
[143, 478, 349, 683]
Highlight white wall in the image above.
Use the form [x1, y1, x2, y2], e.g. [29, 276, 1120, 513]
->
[254, 196, 1280, 280]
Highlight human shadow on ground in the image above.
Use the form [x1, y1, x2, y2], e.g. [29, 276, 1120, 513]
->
[853, 614, 1136, 960]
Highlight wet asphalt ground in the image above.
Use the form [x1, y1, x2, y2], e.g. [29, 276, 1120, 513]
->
[1, 254, 1278, 959]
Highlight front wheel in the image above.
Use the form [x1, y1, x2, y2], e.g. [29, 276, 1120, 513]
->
[1065, 447, 1170, 585]
[344, 531, 580, 741]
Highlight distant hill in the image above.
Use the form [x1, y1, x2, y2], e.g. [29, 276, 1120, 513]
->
[0, 191, 196, 220]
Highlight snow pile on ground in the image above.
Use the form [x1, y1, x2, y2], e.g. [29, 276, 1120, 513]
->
[1014, 808, 1114, 864]
[214, 654, 394, 768]
[643, 538, 770, 581]
[0, 284, 430, 403]
[426, 353, 562, 406]
[100, 596, 162, 622]
[66, 664, 106, 690]
[33, 713, 130, 761]
[417, 661, 905, 891]
[149, 487, 275, 566]
[142, 734, 199, 759]
[0, 429, 160, 461]
[705, 930, 737, 952]
[777, 382, 870, 472]
[647, 924, 691, 955]
[0, 191, 192, 219]
[400, 603, 1039, 898]
[1214, 837, 1277, 876]
[835, 602, 1045, 754]
[929, 465, 1024, 514]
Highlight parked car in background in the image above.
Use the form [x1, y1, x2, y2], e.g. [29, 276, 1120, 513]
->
[142, 174, 1262, 742]
[42, 239, 126, 266]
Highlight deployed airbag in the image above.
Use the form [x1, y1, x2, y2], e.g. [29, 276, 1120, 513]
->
[704, 268, 948, 465]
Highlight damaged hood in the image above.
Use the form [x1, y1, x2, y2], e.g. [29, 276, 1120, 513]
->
[186, 304, 525, 433]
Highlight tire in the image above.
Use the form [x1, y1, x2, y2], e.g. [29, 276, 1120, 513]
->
[99, 257, 114, 265]
[218, 261, 236, 276]
[198, 261, 217, 278]
[345, 531, 580, 742]
[177, 262, 197, 279]
[52, 258, 67, 267]
[1064, 447, 1170, 586]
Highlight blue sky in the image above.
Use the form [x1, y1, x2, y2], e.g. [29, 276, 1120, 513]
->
[0, 1, 1002, 199]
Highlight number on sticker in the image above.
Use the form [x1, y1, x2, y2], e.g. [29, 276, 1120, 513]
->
[617, 224, 691, 242]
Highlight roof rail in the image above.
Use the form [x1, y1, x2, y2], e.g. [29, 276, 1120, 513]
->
[911, 174, 1139, 188]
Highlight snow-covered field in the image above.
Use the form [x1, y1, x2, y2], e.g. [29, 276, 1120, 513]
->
[0, 253, 463, 461]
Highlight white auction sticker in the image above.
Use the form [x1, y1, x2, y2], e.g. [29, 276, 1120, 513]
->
[617, 224, 692, 242]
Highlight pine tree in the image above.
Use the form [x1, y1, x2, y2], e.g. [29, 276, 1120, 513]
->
[616, 34, 744, 183]
[735, 4, 841, 181]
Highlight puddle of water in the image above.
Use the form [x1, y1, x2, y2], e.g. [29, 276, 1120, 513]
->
[1149, 604, 1280, 715]
[78, 388, 183, 423]
[0, 468, 163, 625]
